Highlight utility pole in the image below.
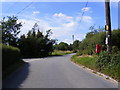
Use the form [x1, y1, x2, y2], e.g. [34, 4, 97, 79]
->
[105, 0, 112, 53]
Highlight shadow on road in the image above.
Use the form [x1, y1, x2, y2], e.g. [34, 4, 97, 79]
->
[2, 62, 30, 88]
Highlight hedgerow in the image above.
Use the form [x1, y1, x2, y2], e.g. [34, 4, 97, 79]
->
[1, 44, 21, 70]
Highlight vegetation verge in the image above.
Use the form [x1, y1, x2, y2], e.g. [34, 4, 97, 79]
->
[2, 60, 25, 79]
[71, 53, 120, 81]
[1, 44, 25, 79]
[52, 50, 73, 56]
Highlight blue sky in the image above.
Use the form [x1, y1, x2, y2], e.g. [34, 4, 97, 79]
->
[1, 2, 118, 44]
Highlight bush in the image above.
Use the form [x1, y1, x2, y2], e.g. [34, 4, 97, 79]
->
[96, 51, 111, 71]
[112, 46, 119, 53]
[78, 30, 120, 55]
[77, 49, 93, 56]
[54, 42, 69, 51]
[19, 30, 55, 58]
[1, 44, 21, 70]
[72, 52, 120, 81]
[96, 51, 120, 80]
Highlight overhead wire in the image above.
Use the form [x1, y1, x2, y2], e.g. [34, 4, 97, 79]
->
[15, 1, 34, 16]
[79, 0, 89, 24]
[73, 0, 89, 41]
[14, 1, 42, 23]
[14, 1, 41, 28]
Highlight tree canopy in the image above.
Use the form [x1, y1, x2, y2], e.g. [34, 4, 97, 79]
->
[0, 16, 22, 47]
[19, 23, 56, 58]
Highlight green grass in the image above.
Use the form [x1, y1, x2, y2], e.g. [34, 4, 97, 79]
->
[3, 60, 25, 79]
[101, 63, 120, 80]
[52, 50, 73, 56]
[71, 54, 120, 81]
[71, 55, 97, 70]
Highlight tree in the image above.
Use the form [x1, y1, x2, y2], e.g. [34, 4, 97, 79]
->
[0, 16, 22, 47]
[69, 44, 73, 51]
[19, 23, 56, 58]
[73, 40, 80, 52]
[88, 25, 105, 36]
[56, 42, 69, 51]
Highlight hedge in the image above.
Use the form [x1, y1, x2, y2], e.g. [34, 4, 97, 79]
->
[71, 52, 120, 81]
[96, 51, 120, 80]
[0, 44, 21, 70]
[78, 30, 120, 55]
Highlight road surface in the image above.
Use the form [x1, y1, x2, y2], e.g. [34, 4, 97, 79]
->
[3, 54, 118, 88]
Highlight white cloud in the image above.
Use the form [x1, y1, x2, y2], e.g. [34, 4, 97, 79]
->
[62, 22, 76, 28]
[33, 11, 40, 14]
[53, 13, 73, 19]
[76, 16, 93, 23]
[62, 33, 86, 44]
[53, 13, 65, 17]
[82, 7, 91, 12]
[17, 19, 36, 37]
[50, 22, 76, 38]
[17, 12, 94, 43]
[53, 13, 73, 22]
[63, 39, 73, 44]
[74, 34, 86, 41]
[18, 18, 51, 37]
[82, 16, 93, 23]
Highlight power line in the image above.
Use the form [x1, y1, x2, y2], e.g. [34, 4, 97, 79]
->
[15, 1, 34, 16]
[73, 1, 88, 42]
[79, 0, 89, 24]
[14, 1, 41, 24]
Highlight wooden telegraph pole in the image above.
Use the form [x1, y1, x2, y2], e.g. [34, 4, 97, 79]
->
[105, 0, 112, 53]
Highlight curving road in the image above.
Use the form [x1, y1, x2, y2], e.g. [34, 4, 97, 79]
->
[3, 54, 118, 88]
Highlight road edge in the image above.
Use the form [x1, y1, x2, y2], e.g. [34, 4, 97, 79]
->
[70, 60, 118, 84]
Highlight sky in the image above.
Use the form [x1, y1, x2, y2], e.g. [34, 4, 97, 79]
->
[0, 1, 118, 44]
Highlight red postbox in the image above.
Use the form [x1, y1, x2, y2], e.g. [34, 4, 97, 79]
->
[96, 44, 102, 53]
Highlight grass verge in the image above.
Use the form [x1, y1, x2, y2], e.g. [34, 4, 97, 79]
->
[52, 50, 73, 56]
[71, 54, 119, 81]
[3, 60, 25, 79]
[71, 55, 97, 71]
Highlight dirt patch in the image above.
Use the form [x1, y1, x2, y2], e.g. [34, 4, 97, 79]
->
[77, 55, 93, 58]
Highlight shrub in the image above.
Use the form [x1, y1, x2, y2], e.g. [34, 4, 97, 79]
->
[19, 30, 55, 58]
[78, 30, 120, 55]
[96, 51, 120, 80]
[1, 44, 21, 70]
[96, 51, 111, 71]
[112, 46, 119, 53]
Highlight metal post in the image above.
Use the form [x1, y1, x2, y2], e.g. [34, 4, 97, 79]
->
[72, 35, 74, 43]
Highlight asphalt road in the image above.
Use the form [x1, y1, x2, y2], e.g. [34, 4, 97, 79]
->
[3, 54, 118, 88]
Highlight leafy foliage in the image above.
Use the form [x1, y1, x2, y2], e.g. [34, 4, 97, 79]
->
[19, 24, 56, 58]
[78, 30, 120, 55]
[96, 51, 120, 80]
[1, 44, 21, 71]
[72, 52, 120, 81]
[72, 40, 80, 52]
[0, 16, 22, 47]
[54, 42, 70, 51]
[111, 30, 120, 49]
[96, 51, 111, 70]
